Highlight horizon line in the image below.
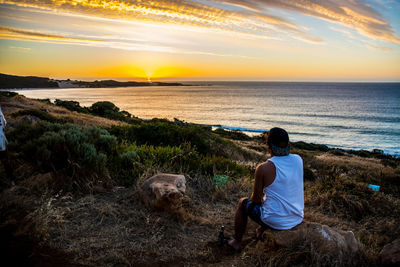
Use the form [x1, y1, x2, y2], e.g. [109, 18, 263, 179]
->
[2, 72, 400, 83]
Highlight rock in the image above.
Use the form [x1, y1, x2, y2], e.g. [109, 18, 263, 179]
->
[264, 221, 359, 258]
[380, 238, 400, 265]
[139, 173, 186, 211]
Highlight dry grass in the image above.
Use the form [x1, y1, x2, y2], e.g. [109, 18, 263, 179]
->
[0, 94, 126, 127]
[4, 149, 397, 266]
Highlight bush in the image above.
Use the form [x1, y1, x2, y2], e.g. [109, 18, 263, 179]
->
[329, 149, 346, 156]
[35, 98, 51, 104]
[213, 128, 252, 141]
[88, 101, 140, 123]
[55, 99, 89, 113]
[292, 141, 330, 152]
[90, 101, 119, 115]
[9, 122, 117, 192]
[200, 156, 250, 178]
[0, 91, 18, 97]
[110, 122, 212, 155]
[113, 143, 201, 185]
[109, 121, 253, 160]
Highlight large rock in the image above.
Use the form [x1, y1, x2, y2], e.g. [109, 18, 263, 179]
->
[139, 173, 186, 211]
[264, 221, 359, 257]
[380, 238, 400, 265]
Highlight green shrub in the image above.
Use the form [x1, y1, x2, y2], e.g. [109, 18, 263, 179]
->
[35, 98, 51, 104]
[213, 128, 252, 141]
[0, 91, 18, 97]
[90, 101, 119, 115]
[292, 141, 330, 152]
[55, 99, 89, 113]
[329, 149, 346, 156]
[110, 122, 211, 155]
[120, 151, 137, 168]
[113, 143, 201, 185]
[109, 121, 253, 160]
[88, 101, 140, 123]
[8, 122, 117, 191]
[200, 156, 250, 178]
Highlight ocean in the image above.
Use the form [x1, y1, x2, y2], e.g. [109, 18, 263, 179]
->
[14, 82, 400, 156]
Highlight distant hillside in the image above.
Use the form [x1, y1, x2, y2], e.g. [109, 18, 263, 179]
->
[0, 73, 184, 89]
[73, 79, 183, 88]
[0, 73, 59, 89]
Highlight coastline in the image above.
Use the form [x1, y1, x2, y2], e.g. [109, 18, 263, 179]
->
[1, 88, 398, 157]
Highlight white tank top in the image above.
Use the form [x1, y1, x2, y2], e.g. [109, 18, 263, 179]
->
[260, 154, 304, 230]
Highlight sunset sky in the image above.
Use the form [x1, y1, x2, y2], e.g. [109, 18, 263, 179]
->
[0, 0, 399, 81]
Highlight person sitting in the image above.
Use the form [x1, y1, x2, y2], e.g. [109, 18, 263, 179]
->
[228, 127, 304, 251]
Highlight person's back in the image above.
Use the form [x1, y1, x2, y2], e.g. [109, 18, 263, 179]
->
[261, 154, 304, 230]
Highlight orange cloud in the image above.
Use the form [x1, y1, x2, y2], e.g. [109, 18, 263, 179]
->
[0, 0, 322, 43]
[1, 0, 398, 50]
[222, 0, 400, 44]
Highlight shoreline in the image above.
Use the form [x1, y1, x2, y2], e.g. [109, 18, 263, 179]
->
[1, 89, 398, 157]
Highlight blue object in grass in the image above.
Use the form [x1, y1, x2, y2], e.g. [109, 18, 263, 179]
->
[214, 175, 228, 186]
[368, 184, 380, 191]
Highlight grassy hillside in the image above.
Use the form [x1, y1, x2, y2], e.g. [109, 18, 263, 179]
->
[0, 92, 399, 266]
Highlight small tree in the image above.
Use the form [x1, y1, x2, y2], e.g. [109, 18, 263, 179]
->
[90, 101, 119, 116]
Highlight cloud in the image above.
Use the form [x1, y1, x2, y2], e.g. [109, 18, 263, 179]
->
[8, 45, 31, 52]
[0, 26, 99, 42]
[221, 0, 400, 44]
[0, 0, 398, 45]
[0, 25, 255, 58]
[329, 26, 357, 39]
[366, 44, 394, 51]
[0, 0, 322, 43]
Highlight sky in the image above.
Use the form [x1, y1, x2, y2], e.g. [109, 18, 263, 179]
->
[0, 0, 399, 81]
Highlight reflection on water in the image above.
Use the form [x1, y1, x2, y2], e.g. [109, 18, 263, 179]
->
[15, 82, 400, 155]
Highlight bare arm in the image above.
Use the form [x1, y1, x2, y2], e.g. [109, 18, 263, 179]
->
[250, 161, 276, 203]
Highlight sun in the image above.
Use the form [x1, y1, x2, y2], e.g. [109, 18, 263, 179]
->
[147, 77, 152, 83]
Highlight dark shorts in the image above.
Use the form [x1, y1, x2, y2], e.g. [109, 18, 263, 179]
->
[242, 198, 271, 230]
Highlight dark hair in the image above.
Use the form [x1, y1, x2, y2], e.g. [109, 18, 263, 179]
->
[267, 127, 289, 148]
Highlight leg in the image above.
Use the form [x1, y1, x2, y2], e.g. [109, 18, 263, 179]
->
[228, 197, 248, 251]
[256, 226, 265, 240]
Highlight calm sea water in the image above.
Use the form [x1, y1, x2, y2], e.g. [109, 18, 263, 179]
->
[14, 82, 400, 156]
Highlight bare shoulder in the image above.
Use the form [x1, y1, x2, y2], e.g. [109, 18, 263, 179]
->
[257, 161, 275, 172]
[256, 161, 276, 186]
